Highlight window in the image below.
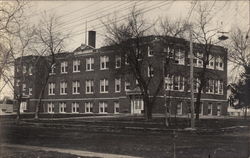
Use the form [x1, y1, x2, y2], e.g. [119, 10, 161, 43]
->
[135, 79, 139, 86]
[173, 76, 184, 91]
[72, 81, 80, 94]
[166, 47, 174, 59]
[218, 80, 223, 95]
[100, 79, 108, 93]
[85, 80, 94, 94]
[72, 102, 79, 113]
[148, 46, 154, 57]
[206, 79, 214, 94]
[197, 52, 203, 67]
[165, 75, 173, 90]
[114, 102, 119, 114]
[175, 49, 185, 65]
[148, 66, 154, 77]
[136, 48, 142, 60]
[217, 104, 221, 116]
[193, 78, 201, 93]
[115, 78, 121, 92]
[177, 102, 182, 115]
[215, 56, 224, 70]
[28, 66, 32, 75]
[125, 54, 129, 65]
[23, 65, 26, 74]
[29, 88, 32, 96]
[100, 56, 109, 70]
[61, 61, 68, 73]
[199, 103, 203, 115]
[125, 81, 130, 91]
[85, 102, 93, 113]
[49, 64, 56, 75]
[86, 57, 94, 71]
[208, 103, 212, 115]
[48, 83, 55, 95]
[73, 60, 80, 72]
[115, 56, 121, 68]
[22, 83, 26, 92]
[16, 79, 20, 87]
[59, 102, 66, 113]
[207, 55, 214, 69]
[48, 103, 54, 113]
[99, 102, 108, 113]
[60, 82, 67, 95]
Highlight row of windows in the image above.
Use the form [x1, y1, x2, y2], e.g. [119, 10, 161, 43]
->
[47, 102, 120, 114]
[166, 47, 224, 70]
[48, 79, 131, 95]
[165, 75, 224, 95]
[175, 102, 222, 116]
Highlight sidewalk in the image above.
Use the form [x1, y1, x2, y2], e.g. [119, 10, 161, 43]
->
[1, 143, 143, 158]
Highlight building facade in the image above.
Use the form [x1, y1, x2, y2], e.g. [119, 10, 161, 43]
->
[14, 32, 228, 116]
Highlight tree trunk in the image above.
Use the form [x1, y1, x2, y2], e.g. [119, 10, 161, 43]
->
[16, 98, 21, 120]
[143, 96, 152, 120]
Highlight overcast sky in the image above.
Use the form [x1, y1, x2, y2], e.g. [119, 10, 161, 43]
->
[0, 1, 249, 99]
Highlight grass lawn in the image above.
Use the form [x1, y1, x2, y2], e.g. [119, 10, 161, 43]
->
[0, 116, 250, 158]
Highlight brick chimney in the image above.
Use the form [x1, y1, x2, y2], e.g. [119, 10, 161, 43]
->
[88, 31, 96, 48]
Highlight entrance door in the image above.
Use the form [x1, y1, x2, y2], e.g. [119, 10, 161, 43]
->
[131, 97, 144, 114]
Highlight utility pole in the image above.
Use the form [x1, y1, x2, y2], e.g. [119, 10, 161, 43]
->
[85, 20, 87, 44]
[189, 24, 195, 129]
[163, 60, 169, 127]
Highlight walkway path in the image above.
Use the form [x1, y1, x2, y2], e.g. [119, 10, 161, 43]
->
[1, 143, 143, 158]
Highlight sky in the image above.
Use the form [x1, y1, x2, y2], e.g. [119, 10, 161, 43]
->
[0, 0, 249, 99]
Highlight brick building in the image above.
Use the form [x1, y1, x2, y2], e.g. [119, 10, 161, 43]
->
[14, 31, 228, 116]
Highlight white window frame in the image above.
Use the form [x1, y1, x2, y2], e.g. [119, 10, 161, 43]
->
[22, 83, 26, 92]
[115, 56, 121, 68]
[61, 61, 68, 74]
[125, 54, 129, 65]
[206, 79, 214, 94]
[49, 64, 56, 75]
[199, 103, 203, 115]
[177, 102, 182, 115]
[99, 102, 108, 114]
[73, 60, 80, 72]
[165, 75, 173, 90]
[100, 56, 109, 70]
[23, 65, 26, 74]
[48, 83, 55, 95]
[72, 81, 80, 94]
[28, 66, 32, 75]
[72, 102, 79, 113]
[215, 56, 224, 71]
[60, 81, 67, 95]
[100, 79, 108, 93]
[85, 80, 94, 94]
[125, 81, 130, 91]
[217, 104, 221, 116]
[114, 102, 119, 114]
[148, 66, 154, 77]
[86, 57, 94, 71]
[59, 102, 66, 113]
[115, 78, 121, 93]
[207, 55, 214, 69]
[208, 103, 213, 116]
[148, 46, 154, 57]
[48, 102, 54, 113]
[175, 49, 185, 65]
[85, 102, 93, 113]
[218, 80, 223, 95]
[29, 88, 32, 96]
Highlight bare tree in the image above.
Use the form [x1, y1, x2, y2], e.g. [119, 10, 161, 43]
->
[103, 7, 163, 120]
[0, 1, 26, 80]
[33, 13, 69, 119]
[156, 17, 188, 126]
[191, 2, 227, 119]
